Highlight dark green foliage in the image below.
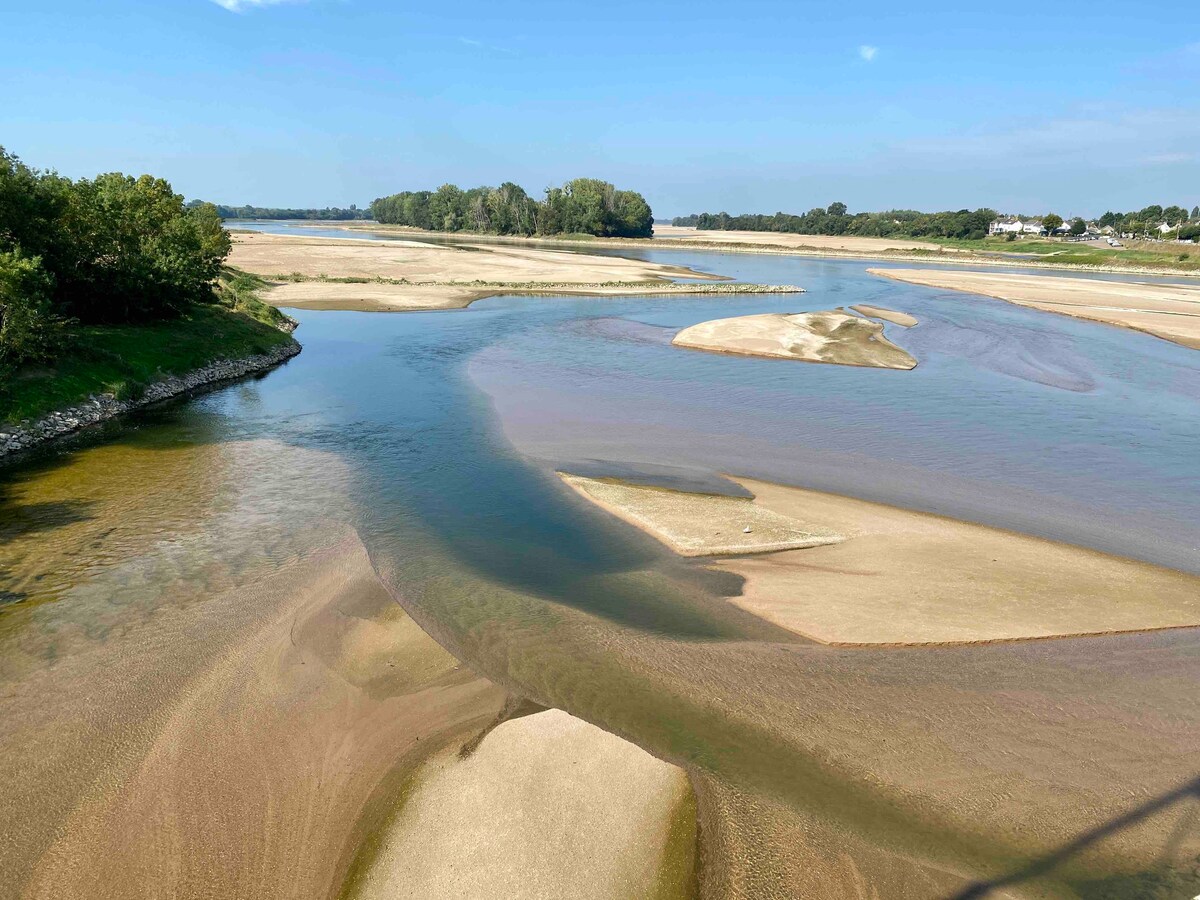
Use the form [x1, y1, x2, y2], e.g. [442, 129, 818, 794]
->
[1043, 213, 1064, 233]
[370, 178, 653, 238]
[678, 205, 997, 241]
[0, 248, 67, 372]
[1070, 217, 1087, 236]
[0, 147, 232, 326]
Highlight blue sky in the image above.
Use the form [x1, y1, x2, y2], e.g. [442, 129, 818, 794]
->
[3, 0, 1198, 217]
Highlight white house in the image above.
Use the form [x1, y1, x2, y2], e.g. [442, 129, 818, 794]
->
[989, 217, 1045, 236]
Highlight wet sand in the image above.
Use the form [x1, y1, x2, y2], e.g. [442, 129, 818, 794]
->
[561, 474, 1200, 644]
[870, 267, 1200, 350]
[8, 524, 507, 899]
[672, 310, 918, 369]
[354, 708, 695, 900]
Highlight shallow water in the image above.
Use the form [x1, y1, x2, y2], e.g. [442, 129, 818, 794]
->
[3, 236, 1199, 895]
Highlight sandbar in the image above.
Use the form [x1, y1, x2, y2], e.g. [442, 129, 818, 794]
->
[870, 267, 1200, 350]
[849, 303, 918, 327]
[652, 224, 946, 253]
[228, 231, 802, 311]
[353, 708, 695, 900]
[672, 310, 918, 369]
[562, 474, 1200, 645]
[559, 473, 843, 556]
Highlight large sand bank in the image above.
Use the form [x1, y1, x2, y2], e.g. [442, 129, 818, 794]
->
[672, 310, 918, 369]
[353, 708, 695, 900]
[561, 474, 1200, 645]
[229, 231, 798, 311]
[653, 224, 946, 253]
[870, 267, 1200, 350]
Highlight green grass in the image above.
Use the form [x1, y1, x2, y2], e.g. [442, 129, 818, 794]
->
[1, 304, 295, 424]
[910, 235, 1200, 271]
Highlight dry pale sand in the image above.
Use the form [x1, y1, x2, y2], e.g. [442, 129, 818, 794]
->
[559, 473, 843, 556]
[849, 303, 918, 327]
[870, 267, 1200, 350]
[354, 708, 695, 900]
[672, 310, 918, 369]
[563, 475, 1200, 645]
[652, 224, 947, 253]
[229, 231, 731, 310]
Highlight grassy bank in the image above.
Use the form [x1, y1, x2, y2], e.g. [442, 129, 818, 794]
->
[1, 302, 295, 424]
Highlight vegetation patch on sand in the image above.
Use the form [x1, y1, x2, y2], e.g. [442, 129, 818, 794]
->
[869, 267, 1200, 350]
[672, 310, 918, 369]
[559, 473, 843, 556]
[351, 708, 695, 900]
[563, 475, 1200, 645]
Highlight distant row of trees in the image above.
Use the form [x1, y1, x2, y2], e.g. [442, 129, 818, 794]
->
[211, 203, 370, 221]
[0, 147, 231, 371]
[370, 178, 653, 238]
[1098, 205, 1199, 237]
[673, 203, 997, 241]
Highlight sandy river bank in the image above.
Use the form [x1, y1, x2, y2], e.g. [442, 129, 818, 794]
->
[560, 473, 1200, 644]
[229, 231, 799, 311]
[870, 267, 1200, 350]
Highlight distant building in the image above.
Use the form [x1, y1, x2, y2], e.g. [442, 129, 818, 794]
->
[989, 217, 1045, 236]
[1158, 221, 1176, 235]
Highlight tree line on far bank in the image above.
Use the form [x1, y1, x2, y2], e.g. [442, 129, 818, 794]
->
[1098, 205, 1200, 240]
[0, 146, 233, 374]
[673, 202, 1200, 242]
[369, 178, 653, 238]
[672, 204, 997, 241]
[209, 203, 370, 221]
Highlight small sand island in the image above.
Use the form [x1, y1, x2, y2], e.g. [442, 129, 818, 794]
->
[560, 474, 1200, 645]
[229, 232, 801, 311]
[353, 708, 694, 900]
[671, 310, 918, 369]
[870, 267, 1200, 350]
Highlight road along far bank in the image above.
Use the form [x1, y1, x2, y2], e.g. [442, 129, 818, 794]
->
[870, 267, 1200, 351]
[559, 473, 1200, 645]
[228, 231, 802, 311]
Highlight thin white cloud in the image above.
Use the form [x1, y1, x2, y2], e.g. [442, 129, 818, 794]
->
[859, 45, 878, 62]
[210, 0, 305, 12]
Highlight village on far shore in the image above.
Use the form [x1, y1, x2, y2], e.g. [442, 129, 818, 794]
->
[988, 204, 1199, 246]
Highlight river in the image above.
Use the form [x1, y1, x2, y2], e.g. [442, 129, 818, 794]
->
[3, 225, 1198, 897]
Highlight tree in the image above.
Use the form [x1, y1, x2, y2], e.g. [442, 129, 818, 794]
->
[1070, 217, 1087, 236]
[1043, 213, 1064, 233]
[826, 202, 848, 217]
[1192, 206, 1200, 221]
[1163, 205, 1188, 227]
[0, 248, 64, 371]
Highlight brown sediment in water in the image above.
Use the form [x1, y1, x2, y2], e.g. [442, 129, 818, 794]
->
[672, 310, 918, 369]
[869, 267, 1200, 350]
[9, 528, 507, 900]
[352, 708, 695, 900]
[560, 473, 1200, 645]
